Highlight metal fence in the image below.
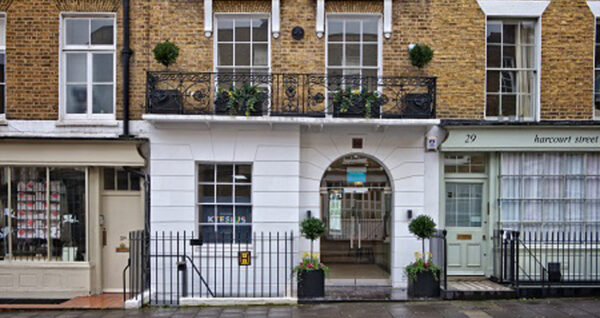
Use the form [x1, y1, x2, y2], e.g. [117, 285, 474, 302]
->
[146, 72, 436, 118]
[430, 229, 448, 290]
[123, 230, 149, 303]
[125, 230, 296, 306]
[493, 226, 600, 290]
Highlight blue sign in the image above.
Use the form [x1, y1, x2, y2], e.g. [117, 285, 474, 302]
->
[346, 167, 366, 183]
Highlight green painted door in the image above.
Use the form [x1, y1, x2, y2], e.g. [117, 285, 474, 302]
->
[444, 181, 488, 275]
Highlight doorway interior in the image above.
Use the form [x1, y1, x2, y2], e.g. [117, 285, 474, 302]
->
[320, 154, 392, 285]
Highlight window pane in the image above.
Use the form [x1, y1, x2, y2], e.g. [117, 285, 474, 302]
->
[217, 205, 233, 224]
[198, 165, 215, 183]
[217, 165, 233, 183]
[199, 184, 214, 203]
[0, 53, 5, 83]
[92, 84, 113, 114]
[363, 19, 378, 42]
[235, 165, 252, 183]
[218, 44, 233, 66]
[235, 225, 251, 243]
[90, 19, 114, 45]
[218, 19, 233, 41]
[66, 85, 87, 114]
[596, 71, 600, 94]
[363, 44, 377, 67]
[0, 84, 5, 115]
[235, 19, 251, 41]
[502, 94, 516, 116]
[129, 173, 141, 191]
[328, 44, 342, 66]
[66, 19, 89, 45]
[217, 185, 232, 203]
[235, 43, 250, 66]
[345, 44, 360, 66]
[519, 46, 535, 68]
[66, 53, 87, 83]
[103, 168, 115, 190]
[596, 45, 600, 68]
[12, 167, 47, 260]
[487, 71, 500, 92]
[345, 21, 360, 41]
[0, 18, 5, 47]
[502, 45, 515, 68]
[235, 185, 251, 203]
[252, 19, 268, 42]
[252, 44, 268, 66]
[520, 22, 535, 45]
[0, 168, 7, 260]
[487, 23, 501, 43]
[486, 94, 499, 116]
[116, 170, 128, 190]
[236, 206, 251, 224]
[217, 225, 233, 243]
[49, 168, 86, 261]
[199, 205, 215, 223]
[501, 71, 516, 93]
[328, 20, 343, 41]
[503, 24, 516, 44]
[487, 45, 501, 68]
[201, 225, 217, 243]
[93, 54, 113, 82]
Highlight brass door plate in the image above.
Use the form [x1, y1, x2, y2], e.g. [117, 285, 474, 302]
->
[456, 234, 472, 240]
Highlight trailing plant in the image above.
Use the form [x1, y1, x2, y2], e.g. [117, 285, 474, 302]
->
[215, 84, 266, 116]
[409, 43, 434, 69]
[153, 40, 180, 68]
[405, 251, 440, 282]
[331, 87, 384, 118]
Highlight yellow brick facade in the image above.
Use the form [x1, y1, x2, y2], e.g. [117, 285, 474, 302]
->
[1, 0, 598, 120]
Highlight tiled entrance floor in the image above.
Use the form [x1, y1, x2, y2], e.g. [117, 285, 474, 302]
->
[0, 293, 123, 310]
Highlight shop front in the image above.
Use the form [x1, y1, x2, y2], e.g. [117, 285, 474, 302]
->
[0, 139, 146, 298]
[441, 126, 600, 279]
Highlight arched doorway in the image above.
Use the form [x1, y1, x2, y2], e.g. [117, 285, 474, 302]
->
[320, 154, 392, 285]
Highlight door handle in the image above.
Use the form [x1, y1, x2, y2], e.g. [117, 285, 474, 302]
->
[482, 234, 486, 241]
[102, 227, 107, 246]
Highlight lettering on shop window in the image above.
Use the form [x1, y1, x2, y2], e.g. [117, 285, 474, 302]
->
[534, 135, 600, 145]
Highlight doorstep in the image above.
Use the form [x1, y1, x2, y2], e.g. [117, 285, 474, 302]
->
[0, 293, 124, 311]
[442, 277, 516, 300]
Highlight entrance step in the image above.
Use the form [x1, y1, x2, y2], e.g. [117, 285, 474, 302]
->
[442, 277, 516, 300]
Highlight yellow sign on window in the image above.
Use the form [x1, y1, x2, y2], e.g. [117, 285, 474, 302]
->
[239, 251, 251, 266]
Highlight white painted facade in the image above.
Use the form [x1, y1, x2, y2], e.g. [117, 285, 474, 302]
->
[147, 120, 441, 287]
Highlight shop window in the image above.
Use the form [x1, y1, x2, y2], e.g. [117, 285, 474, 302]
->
[103, 168, 141, 191]
[444, 154, 486, 174]
[499, 153, 600, 234]
[61, 15, 116, 120]
[0, 167, 86, 262]
[198, 163, 252, 243]
[486, 19, 538, 121]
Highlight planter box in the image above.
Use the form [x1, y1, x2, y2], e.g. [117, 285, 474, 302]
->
[215, 102, 264, 116]
[407, 270, 440, 298]
[297, 269, 325, 298]
[332, 102, 380, 118]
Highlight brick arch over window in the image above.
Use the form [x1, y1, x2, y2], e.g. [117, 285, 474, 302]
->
[0, 0, 14, 11]
[54, 0, 120, 12]
[214, 0, 271, 13]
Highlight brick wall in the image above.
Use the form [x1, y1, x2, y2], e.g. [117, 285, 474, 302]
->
[3, 0, 599, 121]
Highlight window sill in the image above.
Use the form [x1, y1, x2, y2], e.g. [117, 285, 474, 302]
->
[55, 120, 119, 128]
[0, 118, 6, 126]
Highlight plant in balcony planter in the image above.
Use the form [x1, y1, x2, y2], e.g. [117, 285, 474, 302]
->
[405, 215, 441, 298]
[214, 84, 266, 116]
[294, 217, 328, 298]
[331, 87, 383, 118]
[409, 43, 434, 69]
[153, 40, 180, 68]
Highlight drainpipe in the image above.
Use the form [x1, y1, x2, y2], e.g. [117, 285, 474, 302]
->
[121, 0, 132, 138]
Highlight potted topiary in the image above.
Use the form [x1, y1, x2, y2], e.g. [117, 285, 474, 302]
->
[405, 215, 441, 298]
[408, 43, 434, 69]
[214, 84, 266, 116]
[294, 217, 328, 298]
[153, 40, 180, 68]
[331, 87, 383, 118]
[150, 40, 182, 113]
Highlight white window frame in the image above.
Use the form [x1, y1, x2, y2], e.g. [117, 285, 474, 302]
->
[59, 13, 117, 121]
[196, 163, 253, 245]
[0, 13, 6, 120]
[484, 18, 540, 122]
[325, 14, 383, 114]
[213, 14, 271, 74]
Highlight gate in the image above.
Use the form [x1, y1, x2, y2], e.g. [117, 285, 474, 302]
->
[124, 230, 296, 306]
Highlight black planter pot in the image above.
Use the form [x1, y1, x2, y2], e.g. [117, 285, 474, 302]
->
[407, 270, 440, 298]
[297, 269, 325, 298]
[332, 102, 380, 118]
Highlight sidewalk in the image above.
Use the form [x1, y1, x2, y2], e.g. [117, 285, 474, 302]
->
[0, 298, 599, 317]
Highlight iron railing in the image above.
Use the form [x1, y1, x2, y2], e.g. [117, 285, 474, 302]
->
[123, 230, 149, 303]
[146, 72, 436, 118]
[493, 225, 600, 291]
[124, 230, 295, 306]
[430, 229, 448, 291]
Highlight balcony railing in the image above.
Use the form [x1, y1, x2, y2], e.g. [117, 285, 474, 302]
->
[146, 72, 436, 119]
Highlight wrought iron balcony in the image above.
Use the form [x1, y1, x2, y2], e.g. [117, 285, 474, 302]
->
[146, 72, 436, 119]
